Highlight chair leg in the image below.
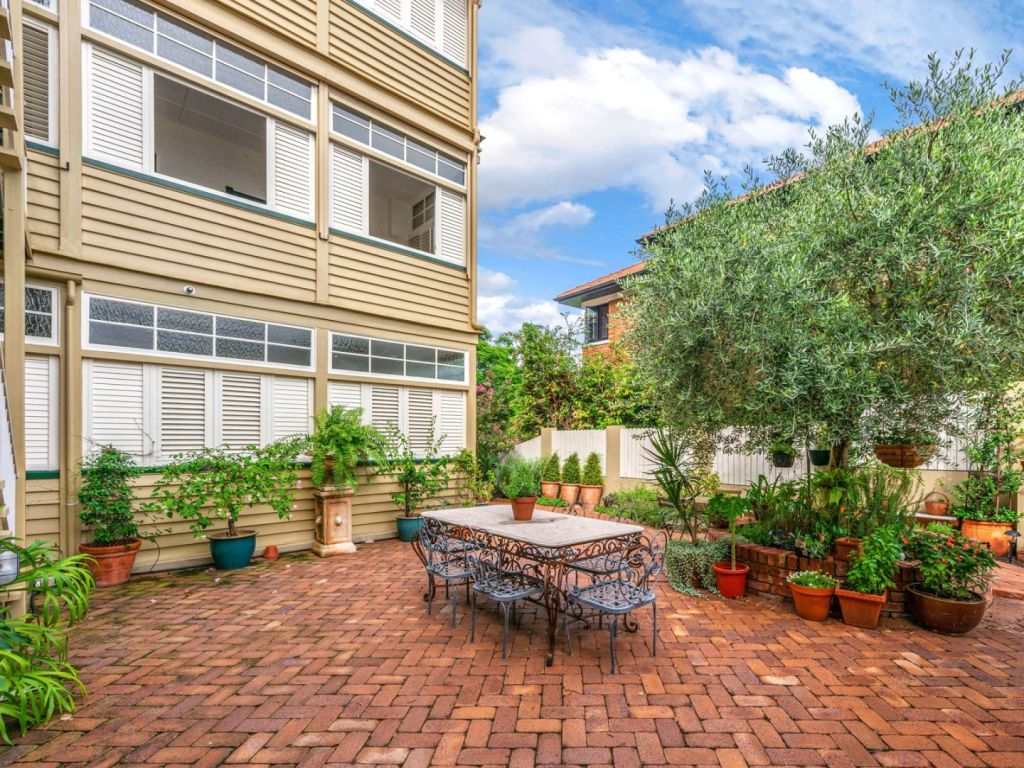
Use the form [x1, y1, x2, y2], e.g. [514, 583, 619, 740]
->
[445, 581, 450, 600]
[609, 614, 618, 674]
[501, 601, 512, 659]
[451, 583, 458, 631]
[563, 608, 573, 656]
[465, 578, 471, 605]
[470, 591, 476, 641]
[651, 602, 657, 657]
[427, 574, 434, 616]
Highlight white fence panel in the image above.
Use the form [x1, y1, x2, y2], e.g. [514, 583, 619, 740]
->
[922, 432, 968, 471]
[551, 429, 606, 472]
[713, 449, 804, 487]
[621, 428, 656, 479]
[514, 435, 542, 461]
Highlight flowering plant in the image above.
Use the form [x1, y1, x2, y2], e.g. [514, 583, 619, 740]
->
[904, 524, 997, 601]
[787, 570, 838, 589]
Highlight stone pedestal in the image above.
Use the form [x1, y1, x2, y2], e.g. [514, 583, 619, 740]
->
[312, 486, 357, 556]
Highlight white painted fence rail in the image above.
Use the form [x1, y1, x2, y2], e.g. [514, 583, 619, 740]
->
[551, 429, 606, 472]
[514, 435, 542, 461]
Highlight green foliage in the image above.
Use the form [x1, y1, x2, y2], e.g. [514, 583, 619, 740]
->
[706, 493, 751, 568]
[665, 539, 727, 598]
[510, 323, 580, 438]
[537, 496, 566, 508]
[627, 52, 1024, 460]
[476, 329, 522, 476]
[844, 526, 902, 595]
[600, 486, 663, 525]
[373, 426, 451, 517]
[502, 456, 541, 499]
[310, 406, 379, 490]
[736, 520, 775, 546]
[951, 394, 1024, 523]
[581, 452, 603, 486]
[451, 449, 494, 506]
[846, 462, 919, 537]
[146, 437, 306, 538]
[905, 524, 997, 600]
[643, 428, 717, 541]
[541, 452, 561, 483]
[770, 442, 796, 458]
[1, 538, 95, 743]
[787, 570, 838, 589]
[561, 453, 581, 484]
[78, 446, 143, 546]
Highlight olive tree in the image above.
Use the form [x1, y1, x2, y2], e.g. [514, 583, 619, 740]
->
[625, 53, 1024, 463]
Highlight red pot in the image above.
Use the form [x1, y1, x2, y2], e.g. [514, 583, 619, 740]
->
[835, 587, 886, 629]
[263, 544, 280, 561]
[79, 540, 141, 588]
[579, 484, 603, 509]
[712, 562, 749, 599]
[540, 481, 560, 499]
[789, 582, 836, 621]
[511, 496, 537, 521]
[559, 484, 581, 505]
[833, 536, 861, 562]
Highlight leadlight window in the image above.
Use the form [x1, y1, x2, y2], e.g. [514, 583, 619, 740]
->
[0, 283, 59, 345]
[330, 333, 466, 382]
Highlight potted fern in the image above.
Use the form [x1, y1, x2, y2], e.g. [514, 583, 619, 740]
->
[540, 452, 561, 498]
[77, 446, 144, 587]
[559, 452, 582, 505]
[579, 452, 604, 508]
[310, 405, 379, 490]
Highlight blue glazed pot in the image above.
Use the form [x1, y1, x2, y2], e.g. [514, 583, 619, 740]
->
[395, 516, 424, 543]
[209, 530, 257, 570]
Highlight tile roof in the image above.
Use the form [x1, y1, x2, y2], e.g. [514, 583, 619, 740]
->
[553, 260, 648, 303]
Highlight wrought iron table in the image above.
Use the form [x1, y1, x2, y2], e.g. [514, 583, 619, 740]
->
[419, 505, 644, 665]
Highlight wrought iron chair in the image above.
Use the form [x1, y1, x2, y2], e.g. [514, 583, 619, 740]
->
[418, 519, 473, 631]
[465, 534, 544, 658]
[565, 541, 664, 673]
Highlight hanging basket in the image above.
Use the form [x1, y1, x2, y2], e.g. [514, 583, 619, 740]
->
[808, 448, 831, 467]
[923, 491, 951, 517]
[873, 443, 935, 469]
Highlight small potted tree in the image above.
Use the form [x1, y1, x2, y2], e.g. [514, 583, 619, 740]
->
[374, 425, 451, 542]
[770, 441, 796, 468]
[835, 526, 901, 629]
[504, 456, 541, 521]
[787, 570, 838, 621]
[148, 437, 306, 570]
[708, 493, 751, 598]
[559, 453, 582, 505]
[579, 452, 604, 508]
[310, 405, 379, 490]
[540, 453, 561, 499]
[78, 446, 145, 587]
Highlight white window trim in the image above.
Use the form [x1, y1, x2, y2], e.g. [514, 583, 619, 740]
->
[328, 331, 468, 386]
[23, 17, 59, 147]
[353, 0, 465, 69]
[82, 293, 316, 372]
[0, 282, 60, 346]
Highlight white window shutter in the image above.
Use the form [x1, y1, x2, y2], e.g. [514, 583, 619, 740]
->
[409, 0, 436, 42]
[330, 144, 366, 233]
[86, 45, 146, 170]
[24, 356, 57, 470]
[328, 380, 363, 411]
[271, 376, 312, 440]
[437, 389, 465, 456]
[159, 367, 207, 457]
[218, 372, 262, 450]
[407, 388, 434, 456]
[441, 0, 467, 65]
[369, 384, 400, 434]
[85, 360, 147, 457]
[22, 22, 52, 143]
[438, 188, 466, 266]
[271, 120, 314, 220]
[375, 0, 402, 22]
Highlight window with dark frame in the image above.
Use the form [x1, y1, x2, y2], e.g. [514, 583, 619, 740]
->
[585, 304, 609, 344]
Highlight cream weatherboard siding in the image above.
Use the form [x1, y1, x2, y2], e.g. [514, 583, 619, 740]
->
[26, 151, 60, 253]
[227, 0, 318, 49]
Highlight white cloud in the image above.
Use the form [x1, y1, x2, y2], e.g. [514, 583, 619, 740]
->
[479, 201, 603, 266]
[477, 268, 579, 334]
[479, 30, 861, 210]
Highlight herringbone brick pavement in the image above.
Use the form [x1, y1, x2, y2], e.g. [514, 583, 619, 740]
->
[2, 540, 1024, 767]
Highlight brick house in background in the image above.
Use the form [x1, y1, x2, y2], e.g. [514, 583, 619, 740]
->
[554, 261, 646, 359]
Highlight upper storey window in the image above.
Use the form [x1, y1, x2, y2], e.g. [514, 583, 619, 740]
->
[86, 0, 314, 120]
[353, 0, 467, 68]
[23, 20, 57, 145]
[584, 304, 609, 344]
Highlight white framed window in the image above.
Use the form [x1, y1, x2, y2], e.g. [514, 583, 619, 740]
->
[327, 379, 465, 457]
[23, 19, 58, 145]
[84, 0, 314, 120]
[329, 144, 466, 266]
[353, 0, 467, 67]
[84, 44, 315, 220]
[0, 283, 60, 345]
[83, 294, 314, 371]
[25, 0, 57, 9]
[330, 332, 466, 384]
[25, 355, 59, 471]
[83, 359, 312, 461]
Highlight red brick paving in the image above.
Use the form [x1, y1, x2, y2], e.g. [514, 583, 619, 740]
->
[2, 539, 1024, 767]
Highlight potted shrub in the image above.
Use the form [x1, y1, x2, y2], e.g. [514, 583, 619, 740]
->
[579, 452, 604, 508]
[540, 452, 561, 499]
[787, 570, 838, 621]
[374, 425, 451, 542]
[77, 446, 145, 587]
[904, 524, 997, 634]
[310, 405, 379, 490]
[770, 442, 796, 468]
[708, 493, 751, 598]
[835, 526, 901, 629]
[147, 437, 306, 570]
[504, 455, 541, 521]
[559, 453, 582, 505]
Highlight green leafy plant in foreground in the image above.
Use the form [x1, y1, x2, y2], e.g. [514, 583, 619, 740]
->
[706, 493, 750, 569]
[502, 456, 541, 499]
[905, 524, 997, 601]
[374, 425, 451, 517]
[665, 539, 727, 598]
[310, 406, 379, 490]
[844, 526, 902, 596]
[78, 446, 144, 546]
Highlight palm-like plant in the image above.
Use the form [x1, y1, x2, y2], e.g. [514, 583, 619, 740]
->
[642, 428, 708, 541]
[0, 538, 95, 743]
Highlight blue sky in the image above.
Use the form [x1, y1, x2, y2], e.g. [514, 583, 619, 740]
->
[474, 0, 1024, 332]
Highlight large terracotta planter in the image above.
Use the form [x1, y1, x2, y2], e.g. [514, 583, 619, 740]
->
[79, 539, 141, 587]
[835, 587, 886, 629]
[789, 582, 836, 621]
[579, 484, 603, 509]
[540, 481, 560, 499]
[873, 444, 935, 469]
[559, 483, 581, 505]
[906, 584, 987, 635]
[961, 519, 1015, 557]
[511, 496, 537, 521]
[833, 536, 861, 562]
[712, 562, 749, 598]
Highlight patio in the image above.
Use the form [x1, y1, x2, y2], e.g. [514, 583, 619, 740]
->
[2, 541, 1024, 768]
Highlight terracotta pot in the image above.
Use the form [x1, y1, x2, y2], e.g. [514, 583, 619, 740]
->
[833, 536, 861, 562]
[511, 496, 537, 521]
[263, 544, 280, 561]
[579, 484, 603, 509]
[789, 582, 836, 621]
[712, 562, 749, 598]
[540, 481, 560, 499]
[835, 587, 887, 629]
[873, 443, 935, 469]
[923, 491, 951, 517]
[559, 483, 581, 505]
[906, 584, 987, 635]
[961, 519, 1014, 557]
[79, 540, 142, 588]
